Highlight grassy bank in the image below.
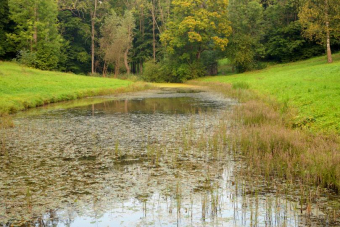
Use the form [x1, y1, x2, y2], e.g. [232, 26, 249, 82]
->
[202, 54, 340, 134]
[194, 54, 340, 192]
[198, 82, 340, 193]
[0, 62, 150, 115]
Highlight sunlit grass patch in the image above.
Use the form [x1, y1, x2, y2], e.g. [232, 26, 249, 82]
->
[232, 81, 250, 90]
[0, 62, 151, 115]
[202, 53, 340, 134]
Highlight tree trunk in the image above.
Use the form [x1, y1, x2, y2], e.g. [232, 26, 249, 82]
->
[115, 60, 120, 78]
[33, 3, 38, 49]
[140, 62, 143, 74]
[34, 8, 37, 43]
[102, 61, 107, 77]
[325, 0, 332, 63]
[196, 52, 201, 60]
[140, 8, 144, 36]
[124, 24, 132, 74]
[151, 1, 156, 62]
[91, 0, 98, 74]
[158, 0, 165, 31]
[326, 22, 332, 63]
[124, 48, 130, 74]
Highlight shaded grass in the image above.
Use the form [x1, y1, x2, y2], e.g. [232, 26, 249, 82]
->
[196, 82, 340, 193]
[203, 54, 340, 134]
[0, 62, 152, 115]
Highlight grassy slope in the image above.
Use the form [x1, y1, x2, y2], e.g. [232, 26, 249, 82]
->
[202, 54, 340, 134]
[0, 62, 132, 114]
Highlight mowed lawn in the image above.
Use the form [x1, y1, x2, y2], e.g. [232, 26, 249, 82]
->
[0, 62, 132, 114]
[202, 54, 340, 134]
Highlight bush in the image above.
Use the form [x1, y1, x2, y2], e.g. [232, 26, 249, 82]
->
[16, 50, 37, 67]
[142, 59, 206, 83]
[16, 42, 60, 70]
[142, 60, 165, 82]
[34, 46, 59, 70]
[174, 61, 206, 82]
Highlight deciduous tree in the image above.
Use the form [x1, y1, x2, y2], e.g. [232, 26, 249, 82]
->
[226, 0, 265, 72]
[57, 9, 91, 73]
[299, 0, 340, 63]
[60, 0, 109, 73]
[8, 0, 61, 69]
[162, 0, 231, 61]
[99, 10, 135, 77]
[160, 0, 231, 80]
[263, 0, 323, 62]
[0, 0, 9, 57]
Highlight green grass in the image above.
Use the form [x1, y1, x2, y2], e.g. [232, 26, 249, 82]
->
[202, 54, 340, 134]
[0, 62, 133, 115]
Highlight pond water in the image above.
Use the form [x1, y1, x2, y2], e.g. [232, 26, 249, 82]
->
[0, 88, 339, 226]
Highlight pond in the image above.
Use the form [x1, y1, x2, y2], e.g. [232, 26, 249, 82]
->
[0, 88, 339, 226]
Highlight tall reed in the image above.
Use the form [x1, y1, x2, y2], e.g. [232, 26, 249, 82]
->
[198, 82, 340, 192]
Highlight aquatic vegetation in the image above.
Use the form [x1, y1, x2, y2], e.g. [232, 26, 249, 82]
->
[0, 88, 339, 226]
[196, 82, 340, 223]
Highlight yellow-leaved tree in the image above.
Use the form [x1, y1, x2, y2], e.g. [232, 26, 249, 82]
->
[160, 0, 231, 81]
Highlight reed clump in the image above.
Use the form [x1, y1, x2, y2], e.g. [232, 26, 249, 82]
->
[0, 114, 14, 156]
[0, 114, 14, 129]
[202, 82, 340, 193]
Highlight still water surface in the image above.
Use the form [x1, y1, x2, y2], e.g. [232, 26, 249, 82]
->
[0, 88, 339, 226]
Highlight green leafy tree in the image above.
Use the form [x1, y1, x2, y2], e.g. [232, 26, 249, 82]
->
[8, 0, 61, 69]
[128, 0, 170, 73]
[0, 0, 10, 57]
[131, 11, 153, 74]
[57, 10, 91, 73]
[263, 0, 324, 62]
[160, 0, 231, 81]
[99, 10, 135, 76]
[226, 0, 265, 72]
[162, 0, 231, 61]
[60, 0, 109, 73]
[299, 0, 340, 63]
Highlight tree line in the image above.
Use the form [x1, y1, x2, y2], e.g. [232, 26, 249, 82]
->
[0, 0, 339, 81]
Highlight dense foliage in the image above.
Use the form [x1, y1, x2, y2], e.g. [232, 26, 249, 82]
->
[0, 0, 339, 80]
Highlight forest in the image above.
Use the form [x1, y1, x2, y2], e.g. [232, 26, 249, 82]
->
[0, 0, 340, 81]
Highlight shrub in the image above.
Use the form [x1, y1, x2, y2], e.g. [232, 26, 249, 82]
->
[16, 50, 37, 67]
[142, 59, 206, 83]
[142, 60, 165, 82]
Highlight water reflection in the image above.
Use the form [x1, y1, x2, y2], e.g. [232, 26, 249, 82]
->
[89, 97, 209, 115]
[0, 89, 338, 226]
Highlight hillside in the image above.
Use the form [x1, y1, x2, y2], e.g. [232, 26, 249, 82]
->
[202, 54, 340, 134]
[0, 62, 133, 115]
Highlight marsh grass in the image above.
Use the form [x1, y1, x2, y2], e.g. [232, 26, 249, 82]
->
[0, 114, 14, 129]
[0, 114, 14, 156]
[199, 82, 340, 193]
[2, 86, 339, 225]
